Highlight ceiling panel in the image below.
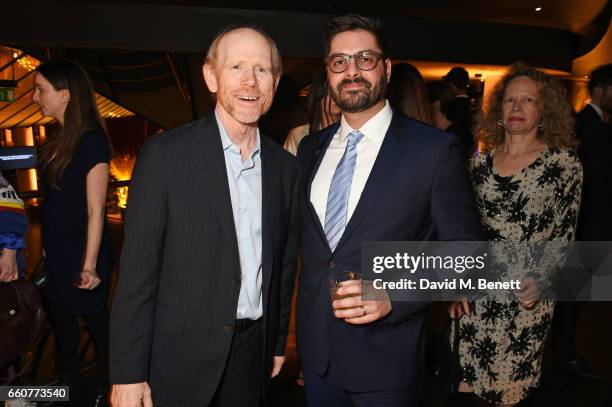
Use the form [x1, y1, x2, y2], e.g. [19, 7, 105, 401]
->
[0, 49, 135, 129]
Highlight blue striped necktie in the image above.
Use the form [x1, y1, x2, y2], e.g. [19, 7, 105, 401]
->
[324, 130, 364, 251]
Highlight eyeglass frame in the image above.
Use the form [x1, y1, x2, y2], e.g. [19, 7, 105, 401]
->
[325, 51, 385, 73]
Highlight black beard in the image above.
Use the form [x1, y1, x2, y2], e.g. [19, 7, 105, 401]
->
[330, 74, 387, 113]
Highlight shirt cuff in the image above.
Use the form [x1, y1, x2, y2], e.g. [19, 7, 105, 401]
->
[0, 232, 25, 250]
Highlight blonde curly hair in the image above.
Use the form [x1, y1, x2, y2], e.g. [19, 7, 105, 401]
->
[476, 62, 577, 152]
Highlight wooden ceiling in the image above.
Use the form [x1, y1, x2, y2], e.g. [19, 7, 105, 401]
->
[0, 50, 134, 129]
[0, 0, 609, 129]
[97, 0, 609, 34]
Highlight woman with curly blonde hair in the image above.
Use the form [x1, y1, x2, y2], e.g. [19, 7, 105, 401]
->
[476, 63, 578, 152]
[449, 63, 583, 406]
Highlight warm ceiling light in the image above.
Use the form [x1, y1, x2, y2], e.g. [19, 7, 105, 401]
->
[584, 75, 589, 79]
[534, 6, 542, 11]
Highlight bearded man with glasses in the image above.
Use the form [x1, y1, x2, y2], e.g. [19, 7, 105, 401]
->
[295, 14, 483, 406]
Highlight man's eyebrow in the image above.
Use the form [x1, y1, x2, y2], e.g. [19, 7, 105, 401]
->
[329, 48, 378, 55]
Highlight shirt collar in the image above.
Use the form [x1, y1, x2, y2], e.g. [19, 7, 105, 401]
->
[338, 100, 392, 146]
[215, 109, 261, 156]
[588, 102, 605, 121]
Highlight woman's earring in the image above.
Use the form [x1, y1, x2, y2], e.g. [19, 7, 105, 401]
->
[496, 119, 504, 128]
[537, 121, 544, 131]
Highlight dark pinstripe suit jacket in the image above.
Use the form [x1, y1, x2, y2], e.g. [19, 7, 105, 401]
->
[109, 113, 300, 406]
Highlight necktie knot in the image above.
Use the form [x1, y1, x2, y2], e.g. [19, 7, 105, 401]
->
[347, 130, 364, 147]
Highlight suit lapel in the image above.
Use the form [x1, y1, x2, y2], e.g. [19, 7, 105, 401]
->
[193, 114, 239, 248]
[305, 124, 339, 250]
[261, 135, 279, 299]
[334, 114, 409, 251]
[306, 123, 340, 199]
[586, 104, 604, 124]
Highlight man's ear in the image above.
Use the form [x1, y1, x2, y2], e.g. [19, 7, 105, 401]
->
[203, 64, 218, 93]
[273, 74, 280, 92]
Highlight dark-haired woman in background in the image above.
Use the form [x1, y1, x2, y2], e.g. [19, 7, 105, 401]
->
[387, 62, 432, 124]
[284, 70, 341, 155]
[34, 59, 112, 405]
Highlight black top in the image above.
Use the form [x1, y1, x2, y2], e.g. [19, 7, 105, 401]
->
[447, 96, 476, 155]
[42, 130, 112, 315]
[575, 104, 612, 241]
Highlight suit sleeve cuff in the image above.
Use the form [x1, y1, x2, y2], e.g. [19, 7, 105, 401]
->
[274, 333, 288, 356]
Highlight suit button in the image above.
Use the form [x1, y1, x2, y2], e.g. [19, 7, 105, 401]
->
[223, 324, 233, 333]
[329, 260, 336, 269]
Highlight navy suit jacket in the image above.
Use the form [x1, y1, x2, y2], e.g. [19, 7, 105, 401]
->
[296, 112, 483, 391]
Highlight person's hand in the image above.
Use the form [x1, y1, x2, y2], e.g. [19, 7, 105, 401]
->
[110, 382, 153, 407]
[449, 298, 471, 319]
[0, 248, 18, 282]
[76, 269, 101, 290]
[270, 355, 285, 378]
[514, 276, 540, 309]
[332, 282, 391, 324]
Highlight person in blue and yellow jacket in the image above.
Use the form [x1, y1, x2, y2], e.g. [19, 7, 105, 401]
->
[0, 171, 28, 282]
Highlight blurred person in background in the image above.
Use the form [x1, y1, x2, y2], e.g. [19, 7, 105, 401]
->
[444, 66, 477, 154]
[387, 62, 432, 124]
[260, 74, 308, 145]
[34, 59, 112, 407]
[0, 171, 30, 407]
[284, 70, 341, 156]
[427, 79, 457, 131]
[0, 172, 27, 282]
[552, 63, 612, 382]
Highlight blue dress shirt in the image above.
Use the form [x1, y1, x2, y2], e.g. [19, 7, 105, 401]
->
[216, 112, 263, 320]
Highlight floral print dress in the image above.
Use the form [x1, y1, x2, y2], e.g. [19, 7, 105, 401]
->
[456, 147, 583, 405]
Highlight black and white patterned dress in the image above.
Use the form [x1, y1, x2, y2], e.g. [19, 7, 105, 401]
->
[456, 146, 583, 405]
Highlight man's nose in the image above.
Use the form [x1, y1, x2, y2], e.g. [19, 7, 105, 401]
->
[344, 57, 360, 77]
[242, 69, 257, 86]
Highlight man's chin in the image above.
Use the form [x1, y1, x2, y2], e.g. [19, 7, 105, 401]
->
[229, 109, 264, 126]
[337, 97, 376, 113]
[341, 105, 370, 114]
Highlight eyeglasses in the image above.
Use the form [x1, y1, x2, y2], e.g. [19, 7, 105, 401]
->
[325, 51, 384, 73]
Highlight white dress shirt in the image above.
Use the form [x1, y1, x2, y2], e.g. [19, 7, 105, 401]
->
[310, 100, 393, 228]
